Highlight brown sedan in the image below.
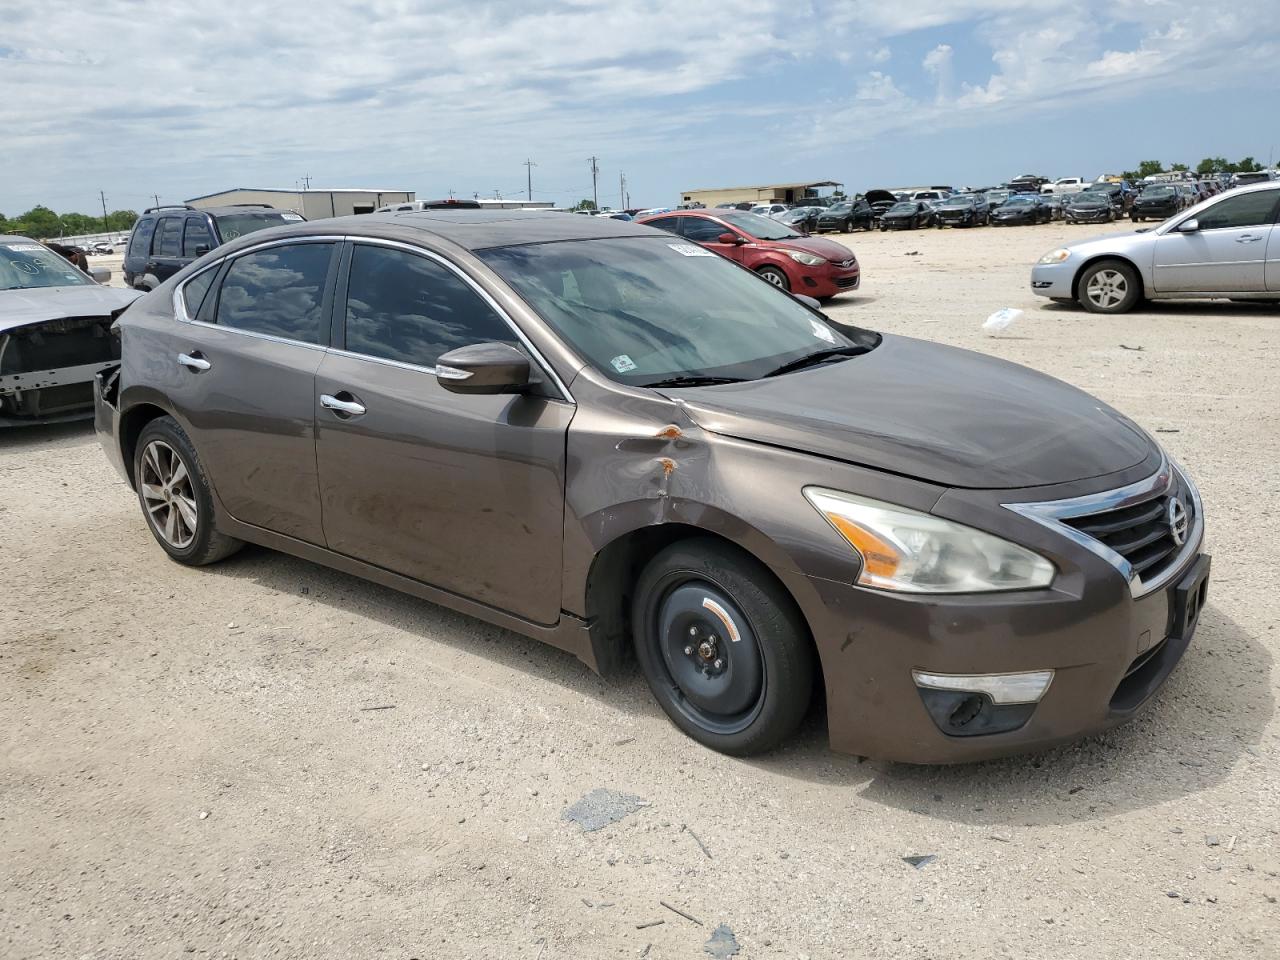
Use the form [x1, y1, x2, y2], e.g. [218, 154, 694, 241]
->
[96, 211, 1209, 762]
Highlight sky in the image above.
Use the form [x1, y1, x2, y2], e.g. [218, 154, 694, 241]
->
[2, 0, 1278, 216]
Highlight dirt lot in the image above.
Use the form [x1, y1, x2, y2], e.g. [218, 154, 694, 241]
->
[3, 220, 1278, 959]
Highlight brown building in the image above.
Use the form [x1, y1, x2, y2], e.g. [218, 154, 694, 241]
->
[680, 180, 843, 208]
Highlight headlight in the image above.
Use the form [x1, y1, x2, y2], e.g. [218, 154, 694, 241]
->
[1038, 248, 1071, 264]
[786, 250, 827, 266]
[804, 488, 1056, 593]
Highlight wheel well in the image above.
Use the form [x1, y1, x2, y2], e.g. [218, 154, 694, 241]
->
[1072, 254, 1144, 301]
[119, 403, 170, 487]
[583, 524, 822, 701]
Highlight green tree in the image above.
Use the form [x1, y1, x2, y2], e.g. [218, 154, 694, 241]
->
[1120, 169, 1140, 182]
[13, 205, 61, 239]
[1237, 156, 1263, 172]
[571, 198, 597, 211]
[1137, 160, 1164, 178]
[106, 210, 138, 232]
[1170, 162, 1189, 173]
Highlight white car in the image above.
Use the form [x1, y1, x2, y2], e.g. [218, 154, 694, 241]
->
[750, 203, 790, 219]
[1042, 177, 1089, 195]
[1030, 181, 1280, 313]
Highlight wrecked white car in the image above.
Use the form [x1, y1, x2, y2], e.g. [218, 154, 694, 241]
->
[1, 236, 139, 425]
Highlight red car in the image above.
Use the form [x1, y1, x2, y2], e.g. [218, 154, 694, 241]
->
[638, 210, 860, 299]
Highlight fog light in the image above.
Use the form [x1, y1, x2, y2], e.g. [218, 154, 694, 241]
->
[912, 669, 1053, 704]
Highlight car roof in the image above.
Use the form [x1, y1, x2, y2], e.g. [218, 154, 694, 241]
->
[211, 209, 662, 256]
[0, 234, 40, 244]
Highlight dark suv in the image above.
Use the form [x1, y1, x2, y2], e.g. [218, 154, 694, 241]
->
[123, 204, 306, 290]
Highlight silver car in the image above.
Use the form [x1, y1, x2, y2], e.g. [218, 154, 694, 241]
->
[1031, 182, 1280, 314]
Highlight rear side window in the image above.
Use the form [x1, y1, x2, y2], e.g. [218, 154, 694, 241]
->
[182, 269, 217, 318]
[214, 243, 334, 344]
[343, 244, 514, 368]
[1196, 191, 1280, 230]
[129, 218, 157, 259]
[183, 217, 214, 257]
[153, 217, 182, 257]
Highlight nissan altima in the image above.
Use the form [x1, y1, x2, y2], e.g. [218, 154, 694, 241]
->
[96, 211, 1210, 762]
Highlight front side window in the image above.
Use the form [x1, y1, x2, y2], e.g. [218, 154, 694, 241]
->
[213, 243, 333, 344]
[154, 217, 182, 257]
[481, 238, 879, 386]
[344, 244, 515, 368]
[1195, 191, 1280, 230]
[680, 217, 732, 242]
[183, 217, 215, 258]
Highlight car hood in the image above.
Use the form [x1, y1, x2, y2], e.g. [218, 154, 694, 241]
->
[663, 334, 1152, 489]
[817, 208, 852, 219]
[863, 190, 897, 204]
[993, 206, 1033, 216]
[768, 236, 856, 261]
[0, 284, 140, 333]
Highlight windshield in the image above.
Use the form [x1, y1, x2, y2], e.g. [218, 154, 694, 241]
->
[213, 212, 300, 242]
[888, 202, 917, 213]
[480, 238, 878, 386]
[1072, 193, 1108, 203]
[986, 191, 1011, 201]
[940, 196, 973, 207]
[720, 212, 802, 239]
[0, 240, 93, 290]
[825, 202, 853, 214]
[1003, 197, 1035, 207]
[1142, 186, 1175, 197]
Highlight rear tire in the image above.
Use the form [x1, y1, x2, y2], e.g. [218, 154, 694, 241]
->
[756, 266, 790, 291]
[632, 538, 815, 756]
[134, 417, 243, 566]
[1078, 260, 1142, 315]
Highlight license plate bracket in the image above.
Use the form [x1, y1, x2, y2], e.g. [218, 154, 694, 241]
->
[1170, 554, 1211, 641]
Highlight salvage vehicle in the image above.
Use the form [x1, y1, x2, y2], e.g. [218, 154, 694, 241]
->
[983, 188, 1013, 210]
[777, 206, 822, 234]
[879, 201, 935, 230]
[639, 210, 859, 297]
[1063, 192, 1117, 224]
[861, 189, 899, 225]
[123, 204, 306, 291]
[1130, 185, 1182, 222]
[991, 195, 1052, 225]
[1, 236, 139, 425]
[934, 193, 990, 228]
[814, 199, 874, 233]
[1032, 181, 1280, 314]
[96, 210, 1208, 762]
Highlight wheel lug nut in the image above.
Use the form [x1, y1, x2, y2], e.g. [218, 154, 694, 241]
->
[713, 658, 724, 670]
[684, 645, 694, 656]
[688, 626, 698, 637]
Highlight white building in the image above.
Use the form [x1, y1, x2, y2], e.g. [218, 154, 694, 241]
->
[186, 187, 415, 220]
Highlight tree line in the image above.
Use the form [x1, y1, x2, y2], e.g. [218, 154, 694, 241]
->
[0, 205, 139, 239]
[1118, 157, 1267, 181]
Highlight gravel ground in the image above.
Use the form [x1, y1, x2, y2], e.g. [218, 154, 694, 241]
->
[3, 220, 1278, 959]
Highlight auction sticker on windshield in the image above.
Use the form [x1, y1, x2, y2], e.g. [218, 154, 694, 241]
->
[667, 243, 715, 257]
[611, 354, 638, 373]
[3, 243, 45, 252]
[281, 213, 304, 221]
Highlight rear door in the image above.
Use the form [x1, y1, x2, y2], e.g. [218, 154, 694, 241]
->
[182, 215, 216, 261]
[165, 239, 338, 543]
[1152, 189, 1279, 293]
[314, 240, 572, 625]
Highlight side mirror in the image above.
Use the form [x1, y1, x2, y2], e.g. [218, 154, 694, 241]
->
[794, 294, 821, 310]
[91, 267, 111, 283]
[1177, 218, 1200, 233]
[435, 341, 531, 395]
[718, 232, 745, 245]
[195, 244, 211, 256]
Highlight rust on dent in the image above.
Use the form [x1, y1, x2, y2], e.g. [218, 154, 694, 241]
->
[658, 457, 677, 477]
[655, 424, 683, 440]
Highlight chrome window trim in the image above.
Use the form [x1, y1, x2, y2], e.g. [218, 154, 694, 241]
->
[340, 236, 574, 403]
[1002, 454, 1204, 599]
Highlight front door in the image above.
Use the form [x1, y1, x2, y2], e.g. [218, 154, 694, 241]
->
[164, 240, 337, 544]
[1152, 190, 1279, 293]
[679, 216, 745, 262]
[314, 241, 571, 625]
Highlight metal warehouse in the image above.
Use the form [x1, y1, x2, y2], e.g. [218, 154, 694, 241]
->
[681, 180, 843, 207]
[186, 187, 416, 220]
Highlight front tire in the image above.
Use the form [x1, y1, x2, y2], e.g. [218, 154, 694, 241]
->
[134, 417, 243, 566]
[632, 539, 815, 756]
[756, 265, 790, 291]
[1078, 259, 1142, 315]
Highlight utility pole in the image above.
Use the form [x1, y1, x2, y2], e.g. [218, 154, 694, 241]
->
[448, 188, 455, 199]
[99, 190, 109, 231]
[587, 156, 600, 209]
[153, 193, 160, 209]
[523, 159, 537, 200]
[301, 175, 312, 190]
[619, 172, 626, 210]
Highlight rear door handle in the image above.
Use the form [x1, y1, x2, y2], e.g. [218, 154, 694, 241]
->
[320, 393, 367, 417]
[177, 352, 211, 372]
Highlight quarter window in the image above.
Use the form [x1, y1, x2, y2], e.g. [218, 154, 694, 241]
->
[344, 244, 515, 368]
[154, 217, 182, 257]
[183, 217, 215, 258]
[182, 269, 216, 318]
[1195, 191, 1280, 230]
[214, 243, 334, 344]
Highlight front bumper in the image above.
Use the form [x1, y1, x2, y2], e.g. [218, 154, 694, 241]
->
[795, 261, 860, 297]
[808, 544, 1207, 763]
[1030, 260, 1076, 298]
[1066, 210, 1111, 222]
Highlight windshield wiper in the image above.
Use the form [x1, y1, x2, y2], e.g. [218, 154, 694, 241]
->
[763, 346, 866, 378]
[641, 375, 747, 388]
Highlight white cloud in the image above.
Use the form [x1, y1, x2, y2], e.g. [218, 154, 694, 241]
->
[855, 71, 907, 103]
[922, 43, 954, 101]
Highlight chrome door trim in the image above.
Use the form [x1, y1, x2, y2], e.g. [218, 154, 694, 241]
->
[1002, 454, 1204, 599]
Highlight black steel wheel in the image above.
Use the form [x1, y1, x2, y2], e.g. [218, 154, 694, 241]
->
[632, 539, 814, 755]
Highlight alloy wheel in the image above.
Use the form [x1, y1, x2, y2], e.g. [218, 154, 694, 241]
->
[139, 439, 198, 549]
[1085, 269, 1129, 310]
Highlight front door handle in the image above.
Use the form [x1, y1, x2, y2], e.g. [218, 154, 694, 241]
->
[177, 352, 211, 372]
[320, 393, 367, 417]
[1236, 235, 1262, 243]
